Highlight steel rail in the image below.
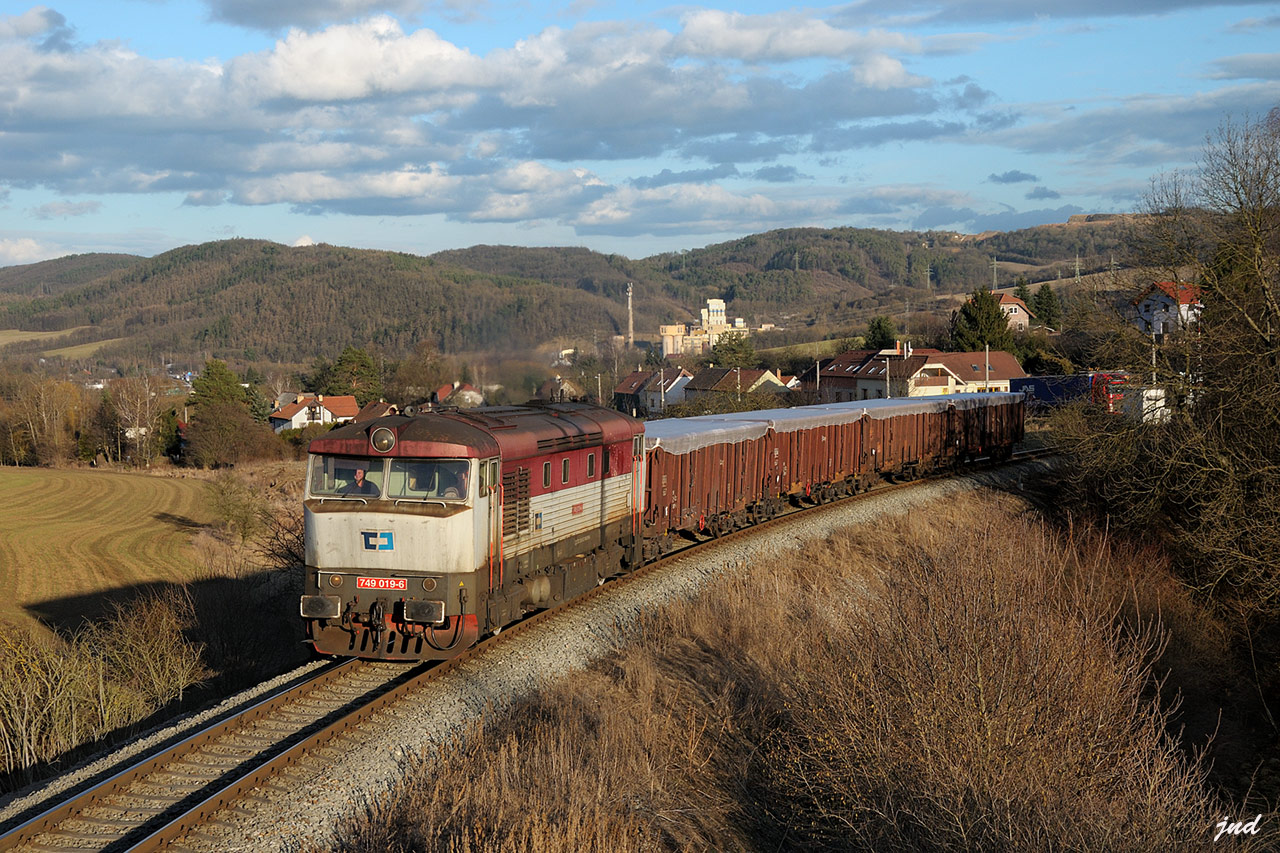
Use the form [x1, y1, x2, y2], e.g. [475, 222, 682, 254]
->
[0, 658, 363, 851]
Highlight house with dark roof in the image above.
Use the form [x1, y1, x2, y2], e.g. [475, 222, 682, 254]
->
[353, 399, 400, 423]
[682, 367, 788, 402]
[805, 345, 1026, 401]
[612, 368, 694, 416]
[536, 375, 582, 403]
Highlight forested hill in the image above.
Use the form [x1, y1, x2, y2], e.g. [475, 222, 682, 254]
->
[0, 217, 1132, 366]
[0, 253, 141, 300]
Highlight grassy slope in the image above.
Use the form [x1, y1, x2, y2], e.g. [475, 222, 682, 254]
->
[0, 468, 215, 635]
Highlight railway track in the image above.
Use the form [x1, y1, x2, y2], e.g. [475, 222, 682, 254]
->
[0, 449, 1049, 852]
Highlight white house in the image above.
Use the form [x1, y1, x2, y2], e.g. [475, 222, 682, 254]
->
[1132, 281, 1203, 337]
[268, 394, 359, 433]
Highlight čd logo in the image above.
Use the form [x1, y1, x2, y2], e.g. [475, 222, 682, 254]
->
[361, 531, 394, 551]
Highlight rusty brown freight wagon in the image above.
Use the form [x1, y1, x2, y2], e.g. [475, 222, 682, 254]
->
[640, 393, 1023, 545]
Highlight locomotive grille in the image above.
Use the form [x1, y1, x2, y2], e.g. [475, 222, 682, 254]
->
[535, 434, 596, 452]
[502, 467, 531, 536]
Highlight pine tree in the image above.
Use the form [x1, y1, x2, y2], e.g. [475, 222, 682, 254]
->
[1033, 283, 1063, 330]
[1014, 277, 1032, 307]
[865, 316, 898, 350]
[324, 346, 384, 406]
[950, 289, 1015, 352]
[709, 332, 757, 369]
[191, 359, 247, 409]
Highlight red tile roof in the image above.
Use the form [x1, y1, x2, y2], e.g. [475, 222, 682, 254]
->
[1134, 281, 1202, 306]
[997, 293, 1036, 318]
[930, 351, 1027, 381]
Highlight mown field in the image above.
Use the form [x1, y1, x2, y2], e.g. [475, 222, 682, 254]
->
[0, 467, 216, 636]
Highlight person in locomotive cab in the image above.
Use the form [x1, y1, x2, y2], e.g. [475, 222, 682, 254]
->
[343, 466, 378, 495]
[440, 467, 467, 499]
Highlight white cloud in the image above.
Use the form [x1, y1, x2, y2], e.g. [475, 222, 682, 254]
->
[233, 166, 462, 205]
[574, 183, 837, 236]
[673, 10, 918, 62]
[0, 237, 54, 265]
[852, 54, 930, 88]
[292, 234, 316, 246]
[227, 16, 488, 102]
[0, 7, 67, 40]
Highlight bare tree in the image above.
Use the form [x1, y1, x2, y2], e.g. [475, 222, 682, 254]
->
[14, 378, 85, 465]
[1059, 110, 1280, 619]
[112, 375, 163, 467]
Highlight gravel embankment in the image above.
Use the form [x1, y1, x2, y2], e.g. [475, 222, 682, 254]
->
[186, 460, 1052, 852]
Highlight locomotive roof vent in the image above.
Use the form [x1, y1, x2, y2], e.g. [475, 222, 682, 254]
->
[370, 426, 396, 453]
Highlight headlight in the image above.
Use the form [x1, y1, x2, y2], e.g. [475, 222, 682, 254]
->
[371, 427, 396, 453]
[328, 573, 344, 588]
[422, 577, 438, 592]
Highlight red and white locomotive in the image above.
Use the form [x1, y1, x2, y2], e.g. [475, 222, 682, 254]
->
[300, 393, 1023, 660]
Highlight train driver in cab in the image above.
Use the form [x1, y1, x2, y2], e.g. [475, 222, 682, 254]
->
[343, 465, 379, 496]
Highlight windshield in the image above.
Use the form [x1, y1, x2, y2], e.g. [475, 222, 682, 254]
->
[308, 456, 386, 498]
[386, 459, 470, 501]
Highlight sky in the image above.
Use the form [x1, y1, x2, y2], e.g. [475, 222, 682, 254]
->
[0, 1, 1277, 267]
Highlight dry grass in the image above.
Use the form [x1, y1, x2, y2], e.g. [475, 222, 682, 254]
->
[0, 587, 207, 792]
[331, 492, 1261, 852]
[0, 327, 94, 347]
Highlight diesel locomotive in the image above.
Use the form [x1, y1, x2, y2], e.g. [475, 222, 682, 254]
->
[300, 393, 1024, 660]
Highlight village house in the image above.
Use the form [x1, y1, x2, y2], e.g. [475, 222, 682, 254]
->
[612, 367, 693, 417]
[432, 381, 485, 407]
[1131, 281, 1202, 338]
[537, 375, 582, 403]
[996, 293, 1036, 331]
[682, 367, 789, 402]
[268, 393, 359, 433]
[352, 399, 400, 423]
[807, 345, 1026, 401]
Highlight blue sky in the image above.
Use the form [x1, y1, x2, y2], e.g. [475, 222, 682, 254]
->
[0, 0, 1277, 266]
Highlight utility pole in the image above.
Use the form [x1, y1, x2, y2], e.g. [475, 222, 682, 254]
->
[596, 374, 602, 405]
[885, 356, 891, 399]
[984, 344, 990, 392]
[990, 256, 998, 290]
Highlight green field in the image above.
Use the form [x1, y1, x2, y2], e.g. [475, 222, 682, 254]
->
[0, 467, 216, 635]
[0, 327, 92, 346]
[41, 336, 129, 358]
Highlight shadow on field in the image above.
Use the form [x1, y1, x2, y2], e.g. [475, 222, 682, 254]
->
[25, 565, 310, 689]
[153, 511, 205, 532]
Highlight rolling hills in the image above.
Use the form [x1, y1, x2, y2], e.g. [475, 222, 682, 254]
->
[0, 217, 1135, 368]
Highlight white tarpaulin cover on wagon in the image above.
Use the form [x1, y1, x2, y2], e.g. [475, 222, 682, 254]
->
[642, 392, 1021, 456]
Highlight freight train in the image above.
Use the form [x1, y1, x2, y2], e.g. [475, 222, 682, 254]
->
[300, 393, 1024, 660]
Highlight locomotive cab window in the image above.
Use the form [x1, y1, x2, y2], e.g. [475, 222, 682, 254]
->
[587, 452, 596, 479]
[562, 457, 570, 484]
[385, 459, 470, 501]
[543, 461, 552, 488]
[479, 458, 500, 492]
[308, 455, 385, 498]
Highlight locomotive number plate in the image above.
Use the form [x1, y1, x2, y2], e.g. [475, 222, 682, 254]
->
[356, 577, 407, 590]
